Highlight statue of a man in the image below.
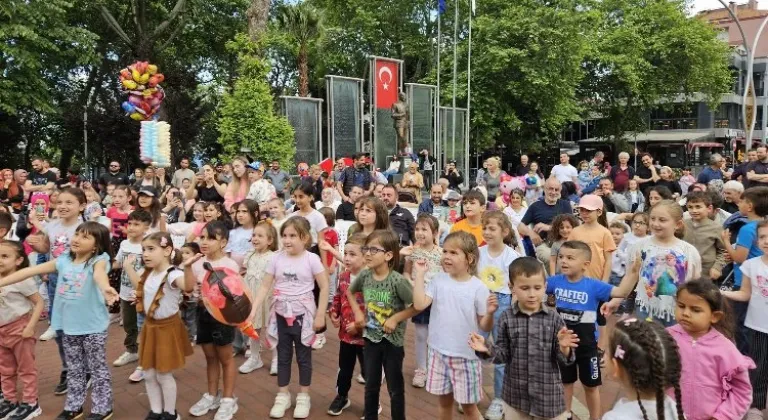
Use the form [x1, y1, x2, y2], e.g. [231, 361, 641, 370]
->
[391, 91, 409, 155]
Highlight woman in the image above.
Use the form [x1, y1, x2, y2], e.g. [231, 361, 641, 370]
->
[504, 188, 528, 227]
[224, 156, 248, 210]
[0, 169, 23, 212]
[155, 167, 169, 190]
[481, 156, 507, 202]
[655, 166, 683, 198]
[186, 163, 226, 204]
[419, 149, 436, 187]
[399, 162, 425, 204]
[609, 151, 635, 193]
[130, 167, 144, 184]
[523, 161, 544, 204]
[135, 165, 161, 190]
[162, 186, 186, 224]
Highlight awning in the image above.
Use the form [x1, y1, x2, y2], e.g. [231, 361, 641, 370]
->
[689, 142, 724, 148]
[578, 130, 715, 144]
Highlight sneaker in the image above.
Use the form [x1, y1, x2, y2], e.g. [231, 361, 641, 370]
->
[54, 408, 83, 420]
[189, 393, 221, 417]
[39, 327, 56, 341]
[355, 374, 365, 384]
[160, 413, 180, 420]
[484, 398, 504, 420]
[144, 412, 162, 420]
[108, 313, 120, 325]
[326, 395, 350, 416]
[9, 402, 42, 420]
[411, 368, 426, 388]
[85, 411, 113, 420]
[270, 358, 278, 376]
[745, 408, 764, 420]
[293, 393, 310, 419]
[112, 352, 139, 367]
[269, 392, 291, 418]
[245, 348, 252, 358]
[128, 367, 144, 383]
[457, 402, 464, 414]
[0, 400, 18, 418]
[238, 356, 264, 374]
[359, 405, 382, 420]
[54, 371, 68, 395]
[311, 333, 326, 350]
[213, 398, 238, 420]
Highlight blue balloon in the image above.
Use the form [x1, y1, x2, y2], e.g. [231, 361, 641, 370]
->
[121, 102, 135, 113]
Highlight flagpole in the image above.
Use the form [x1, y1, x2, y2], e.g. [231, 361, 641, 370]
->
[436, 0, 442, 171]
[451, 0, 459, 162]
[465, 0, 472, 180]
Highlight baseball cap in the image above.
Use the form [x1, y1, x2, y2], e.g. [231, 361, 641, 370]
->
[138, 186, 158, 197]
[444, 190, 461, 201]
[247, 161, 263, 171]
[577, 194, 603, 211]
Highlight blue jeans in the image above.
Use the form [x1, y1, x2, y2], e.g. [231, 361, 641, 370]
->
[47, 272, 68, 370]
[486, 292, 512, 399]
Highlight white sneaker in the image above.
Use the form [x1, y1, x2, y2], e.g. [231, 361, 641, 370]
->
[269, 392, 291, 418]
[355, 374, 365, 384]
[109, 313, 120, 324]
[128, 366, 144, 382]
[412, 368, 426, 388]
[238, 356, 264, 374]
[39, 327, 56, 341]
[113, 351, 139, 367]
[270, 358, 278, 376]
[311, 333, 326, 350]
[293, 393, 310, 419]
[213, 397, 238, 420]
[245, 348, 252, 358]
[484, 398, 504, 420]
[190, 392, 221, 417]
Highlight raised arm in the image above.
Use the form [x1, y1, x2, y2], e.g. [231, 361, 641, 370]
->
[0, 260, 57, 288]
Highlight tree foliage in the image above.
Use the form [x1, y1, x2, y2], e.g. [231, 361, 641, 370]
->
[276, 2, 323, 97]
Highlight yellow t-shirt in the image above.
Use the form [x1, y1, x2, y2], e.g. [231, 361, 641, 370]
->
[450, 218, 485, 246]
[568, 224, 616, 280]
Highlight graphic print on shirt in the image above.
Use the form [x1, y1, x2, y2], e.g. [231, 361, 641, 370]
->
[756, 274, 768, 297]
[51, 234, 71, 258]
[640, 250, 688, 298]
[58, 268, 87, 300]
[478, 265, 505, 292]
[364, 289, 393, 330]
[282, 269, 299, 283]
[552, 287, 596, 326]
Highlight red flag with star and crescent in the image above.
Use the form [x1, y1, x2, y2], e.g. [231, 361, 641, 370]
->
[375, 59, 400, 109]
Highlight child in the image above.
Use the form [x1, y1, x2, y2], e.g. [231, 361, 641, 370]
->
[672, 280, 754, 419]
[724, 221, 768, 418]
[577, 160, 591, 191]
[476, 210, 520, 420]
[267, 198, 287, 247]
[524, 162, 544, 204]
[603, 317, 685, 419]
[291, 181, 327, 246]
[327, 233, 368, 416]
[126, 232, 195, 420]
[251, 217, 330, 419]
[225, 199, 258, 268]
[179, 242, 201, 343]
[581, 166, 603, 195]
[679, 168, 696, 196]
[623, 179, 645, 213]
[624, 212, 649, 249]
[187, 202, 225, 243]
[468, 257, 578, 420]
[570, 195, 615, 282]
[682, 191, 727, 281]
[548, 240, 635, 420]
[348, 230, 418, 420]
[349, 197, 389, 237]
[187, 222, 241, 420]
[608, 222, 629, 312]
[316, 187, 341, 212]
[412, 231, 495, 419]
[136, 186, 167, 233]
[106, 185, 133, 251]
[238, 221, 278, 375]
[0, 240, 44, 420]
[318, 206, 339, 301]
[0, 222, 119, 420]
[402, 214, 443, 388]
[548, 214, 579, 276]
[245, 163, 276, 207]
[451, 190, 486, 247]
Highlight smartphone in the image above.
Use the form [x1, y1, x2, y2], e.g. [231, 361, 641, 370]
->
[35, 204, 45, 214]
[173, 191, 182, 199]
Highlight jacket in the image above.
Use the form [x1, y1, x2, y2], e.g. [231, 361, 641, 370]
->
[623, 190, 646, 213]
[389, 204, 415, 245]
[667, 325, 755, 420]
[339, 167, 372, 196]
[682, 218, 727, 275]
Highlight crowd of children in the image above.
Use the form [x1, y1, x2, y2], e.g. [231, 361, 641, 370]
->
[0, 167, 767, 420]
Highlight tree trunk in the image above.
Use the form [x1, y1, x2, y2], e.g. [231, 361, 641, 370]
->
[247, 0, 270, 43]
[298, 49, 309, 97]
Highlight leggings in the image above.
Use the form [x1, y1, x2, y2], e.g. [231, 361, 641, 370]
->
[144, 369, 178, 415]
[748, 328, 768, 410]
[62, 333, 112, 415]
[276, 314, 312, 387]
[414, 324, 428, 371]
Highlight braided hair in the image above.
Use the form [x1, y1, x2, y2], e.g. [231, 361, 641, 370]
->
[609, 319, 685, 420]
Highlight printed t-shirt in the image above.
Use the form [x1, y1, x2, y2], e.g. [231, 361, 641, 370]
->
[44, 219, 81, 259]
[116, 240, 144, 301]
[735, 256, 768, 334]
[0, 278, 38, 327]
[349, 268, 413, 346]
[52, 253, 111, 335]
[734, 221, 763, 287]
[478, 245, 520, 294]
[546, 274, 613, 351]
[266, 250, 325, 296]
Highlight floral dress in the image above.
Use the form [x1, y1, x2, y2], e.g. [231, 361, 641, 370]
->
[408, 246, 442, 324]
[243, 250, 275, 328]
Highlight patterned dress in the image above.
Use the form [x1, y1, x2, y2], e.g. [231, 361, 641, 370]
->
[243, 249, 275, 328]
[408, 246, 442, 324]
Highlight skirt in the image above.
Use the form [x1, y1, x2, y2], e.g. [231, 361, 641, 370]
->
[138, 313, 193, 373]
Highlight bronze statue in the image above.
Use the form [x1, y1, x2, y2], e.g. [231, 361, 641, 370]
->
[391, 91, 409, 155]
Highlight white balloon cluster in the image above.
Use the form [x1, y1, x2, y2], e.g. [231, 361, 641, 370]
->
[140, 121, 171, 167]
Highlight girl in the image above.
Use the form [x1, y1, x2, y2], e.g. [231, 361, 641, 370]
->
[412, 231, 495, 420]
[137, 187, 166, 233]
[477, 211, 520, 420]
[238, 221, 278, 375]
[318, 207, 339, 297]
[603, 317, 685, 419]
[609, 221, 629, 287]
[616, 201, 701, 326]
[179, 243, 201, 343]
[503, 189, 527, 228]
[679, 168, 696, 196]
[315, 187, 340, 212]
[225, 200, 258, 268]
[570, 194, 616, 281]
[291, 181, 327, 246]
[671, 280, 754, 419]
[548, 214, 579, 275]
[656, 167, 682, 199]
[349, 196, 390, 237]
[127, 233, 194, 420]
[267, 198, 287, 247]
[647, 186, 673, 209]
[107, 186, 133, 248]
[623, 179, 646, 213]
[0, 240, 44, 420]
[524, 162, 543, 204]
[723, 220, 768, 418]
[0, 222, 118, 420]
[224, 157, 249, 211]
[187, 202, 225, 243]
[402, 214, 443, 388]
[252, 217, 330, 419]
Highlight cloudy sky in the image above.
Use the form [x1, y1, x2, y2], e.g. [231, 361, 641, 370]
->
[690, 0, 737, 14]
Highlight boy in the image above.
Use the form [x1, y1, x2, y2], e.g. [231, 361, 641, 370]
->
[683, 191, 726, 280]
[547, 240, 634, 420]
[113, 210, 152, 383]
[469, 257, 578, 420]
[450, 190, 486, 246]
[267, 198, 287, 247]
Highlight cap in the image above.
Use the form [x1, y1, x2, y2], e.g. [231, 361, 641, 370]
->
[138, 186, 158, 197]
[444, 190, 461, 201]
[448, 159, 457, 165]
[577, 194, 603, 211]
[247, 161, 263, 172]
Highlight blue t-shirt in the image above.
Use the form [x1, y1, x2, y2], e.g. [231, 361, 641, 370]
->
[546, 274, 612, 351]
[734, 221, 763, 287]
[696, 166, 723, 185]
[520, 199, 573, 241]
[52, 253, 111, 335]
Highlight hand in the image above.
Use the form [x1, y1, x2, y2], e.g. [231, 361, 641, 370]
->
[710, 267, 722, 280]
[124, 255, 138, 271]
[26, 235, 41, 248]
[119, 224, 129, 236]
[724, 252, 732, 263]
[411, 257, 428, 278]
[601, 300, 620, 316]
[175, 198, 183, 208]
[354, 312, 365, 329]
[345, 322, 358, 335]
[89, 207, 102, 221]
[181, 253, 203, 268]
[399, 246, 414, 257]
[318, 241, 334, 252]
[103, 287, 119, 306]
[330, 312, 340, 328]
[533, 223, 550, 234]
[313, 314, 326, 332]
[382, 317, 398, 334]
[530, 232, 543, 246]
[22, 325, 35, 338]
[486, 294, 499, 314]
[721, 229, 731, 244]
[467, 332, 489, 353]
[557, 326, 580, 349]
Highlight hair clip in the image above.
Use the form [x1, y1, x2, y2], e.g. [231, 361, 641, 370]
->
[623, 318, 639, 326]
[614, 345, 626, 360]
[170, 249, 176, 261]
[159, 236, 168, 247]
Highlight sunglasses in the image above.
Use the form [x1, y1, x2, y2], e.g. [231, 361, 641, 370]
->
[361, 246, 388, 255]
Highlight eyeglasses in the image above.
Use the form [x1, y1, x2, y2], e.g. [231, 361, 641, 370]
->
[632, 221, 647, 226]
[361, 246, 387, 255]
[110, 165, 119, 168]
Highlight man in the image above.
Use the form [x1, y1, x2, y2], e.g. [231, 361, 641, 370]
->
[595, 178, 629, 214]
[722, 180, 744, 214]
[332, 159, 346, 182]
[634, 153, 659, 195]
[418, 184, 445, 217]
[24, 157, 56, 194]
[98, 161, 129, 189]
[442, 160, 463, 191]
[731, 149, 757, 186]
[265, 159, 292, 199]
[418, 149, 436, 187]
[336, 153, 373, 201]
[746, 146, 768, 188]
[517, 178, 573, 267]
[381, 184, 415, 246]
[588, 151, 605, 173]
[549, 153, 578, 184]
[373, 183, 385, 199]
[335, 185, 363, 221]
[171, 157, 196, 189]
[609, 152, 635, 193]
[697, 153, 725, 185]
[514, 154, 531, 177]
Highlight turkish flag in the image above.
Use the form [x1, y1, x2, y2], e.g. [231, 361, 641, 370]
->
[375, 59, 399, 109]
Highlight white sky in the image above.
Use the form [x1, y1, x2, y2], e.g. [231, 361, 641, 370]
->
[690, 0, 740, 14]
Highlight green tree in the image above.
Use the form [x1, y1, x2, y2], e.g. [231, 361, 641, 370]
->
[277, 2, 323, 97]
[217, 35, 295, 168]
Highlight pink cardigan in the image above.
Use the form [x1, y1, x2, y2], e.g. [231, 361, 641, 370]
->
[667, 324, 754, 420]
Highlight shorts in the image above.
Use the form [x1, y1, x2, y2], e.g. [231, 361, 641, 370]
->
[596, 302, 606, 327]
[425, 347, 482, 404]
[559, 347, 601, 387]
[412, 304, 431, 325]
[196, 306, 235, 346]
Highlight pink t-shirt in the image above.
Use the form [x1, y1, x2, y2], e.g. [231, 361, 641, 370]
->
[266, 250, 325, 296]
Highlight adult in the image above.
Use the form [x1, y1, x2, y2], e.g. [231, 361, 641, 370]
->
[336, 185, 364, 221]
[185, 163, 226, 203]
[56, 167, 86, 189]
[480, 157, 507, 202]
[655, 166, 683, 198]
[24, 156, 56, 195]
[609, 152, 635, 193]
[0, 169, 23, 212]
[514, 155, 531, 177]
[380, 184, 415, 246]
[418, 184, 445, 217]
[588, 151, 605, 173]
[155, 167, 169, 191]
[98, 161, 129, 188]
[696, 154, 725, 185]
[332, 159, 346, 182]
[371, 167, 388, 185]
[170, 157, 195, 189]
[634, 153, 659, 195]
[382, 155, 402, 180]
[517, 178, 573, 266]
[746, 146, 768, 188]
[418, 149, 437, 187]
[442, 160, 463, 191]
[264, 159, 292, 199]
[549, 153, 578, 185]
[135, 165, 162, 190]
[130, 167, 144, 184]
[731, 149, 757, 186]
[399, 162, 425, 204]
[219, 163, 233, 184]
[224, 156, 248, 210]
[595, 178, 629, 214]
[337, 153, 373, 202]
[721, 180, 743, 214]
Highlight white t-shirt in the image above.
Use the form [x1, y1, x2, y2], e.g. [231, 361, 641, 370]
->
[294, 210, 328, 244]
[143, 268, 184, 320]
[225, 227, 254, 259]
[0, 278, 37, 327]
[315, 200, 341, 212]
[735, 256, 768, 333]
[426, 273, 488, 359]
[478, 245, 520, 294]
[602, 396, 680, 420]
[550, 164, 578, 184]
[503, 206, 527, 227]
[116, 240, 144, 301]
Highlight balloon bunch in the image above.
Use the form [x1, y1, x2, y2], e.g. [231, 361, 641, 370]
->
[140, 121, 171, 166]
[119, 61, 166, 121]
